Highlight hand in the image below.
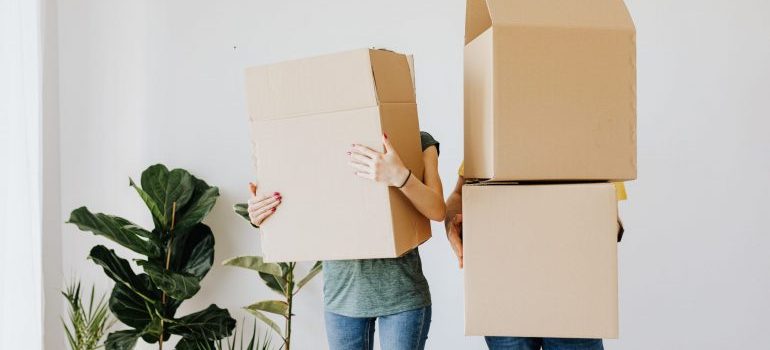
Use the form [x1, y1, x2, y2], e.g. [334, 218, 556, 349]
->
[348, 134, 410, 187]
[247, 182, 281, 227]
[447, 213, 464, 269]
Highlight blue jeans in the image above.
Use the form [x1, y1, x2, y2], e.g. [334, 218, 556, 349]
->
[324, 306, 431, 350]
[485, 337, 603, 350]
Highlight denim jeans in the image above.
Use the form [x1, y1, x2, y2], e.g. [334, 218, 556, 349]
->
[485, 336, 603, 350]
[324, 306, 431, 350]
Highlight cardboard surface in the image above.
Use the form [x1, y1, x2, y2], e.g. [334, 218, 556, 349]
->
[463, 183, 619, 338]
[464, 0, 637, 181]
[245, 49, 430, 262]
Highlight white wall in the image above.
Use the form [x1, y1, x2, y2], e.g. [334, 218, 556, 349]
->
[55, 0, 770, 349]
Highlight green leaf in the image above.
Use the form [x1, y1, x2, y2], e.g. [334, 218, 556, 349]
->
[244, 309, 283, 339]
[233, 203, 250, 222]
[295, 261, 322, 293]
[222, 256, 283, 277]
[175, 177, 219, 233]
[259, 272, 286, 296]
[176, 337, 215, 350]
[130, 177, 164, 230]
[171, 223, 215, 279]
[88, 246, 151, 301]
[140, 164, 195, 231]
[167, 304, 236, 341]
[139, 261, 201, 301]
[245, 300, 288, 317]
[109, 277, 154, 329]
[69, 207, 161, 257]
[105, 330, 142, 350]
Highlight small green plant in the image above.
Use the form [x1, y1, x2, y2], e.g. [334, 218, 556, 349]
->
[62, 280, 116, 350]
[215, 320, 275, 350]
[226, 204, 322, 350]
[67, 164, 236, 350]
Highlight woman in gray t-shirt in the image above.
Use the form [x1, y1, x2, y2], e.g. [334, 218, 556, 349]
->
[246, 131, 445, 350]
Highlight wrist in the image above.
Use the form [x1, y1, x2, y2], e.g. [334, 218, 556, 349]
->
[393, 166, 411, 188]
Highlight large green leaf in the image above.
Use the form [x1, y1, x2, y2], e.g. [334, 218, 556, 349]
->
[222, 256, 283, 277]
[244, 309, 283, 339]
[167, 304, 236, 340]
[88, 246, 151, 301]
[69, 207, 161, 257]
[295, 261, 322, 293]
[109, 277, 154, 329]
[174, 177, 219, 234]
[245, 301, 288, 317]
[139, 261, 201, 301]
[176, 337, 215, 350]
[105, 330, 142, 350]
[171, 223, 215, 279]
[140, 164, 195, 231]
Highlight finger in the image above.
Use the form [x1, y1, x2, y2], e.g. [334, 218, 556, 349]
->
[348, 161, 372, 173]
[249, 182, 257, 196]
[252, 209, 276, 226]
[354, 171, 376, 180]
[248, 191, 275, 205]
[382, 133, 393, 153]
[252, 199, 281, 216]
[248, 196, 279, 213]
[351, 144, 380, 159]
[455, 213, 463, 224]
[349, 153, 374, 165]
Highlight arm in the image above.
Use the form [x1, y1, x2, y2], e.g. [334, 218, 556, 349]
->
[444, 175, 464, 268]
[349, 134, 446, 222]
[399, 146, 446, 221]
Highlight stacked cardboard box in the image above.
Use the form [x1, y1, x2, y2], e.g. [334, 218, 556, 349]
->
[244, 49, 431, 263]
[462, 0, 636, 339]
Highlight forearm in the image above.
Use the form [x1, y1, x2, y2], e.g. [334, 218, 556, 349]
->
[400, 173, 446, 221]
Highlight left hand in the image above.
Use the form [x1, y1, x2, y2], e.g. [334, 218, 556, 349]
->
[348, 134, 410, 187]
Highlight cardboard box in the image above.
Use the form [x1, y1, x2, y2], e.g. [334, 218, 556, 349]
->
[244, 49, 431, 262]
[464, 0, 637, 181]
[463, 183, 619, 338]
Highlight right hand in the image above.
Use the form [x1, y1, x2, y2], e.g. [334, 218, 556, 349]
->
[247, 182, 282, 227]
[447, 213, 464, 269]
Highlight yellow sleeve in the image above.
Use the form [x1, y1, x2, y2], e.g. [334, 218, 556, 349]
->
[614, 182, 627, 201]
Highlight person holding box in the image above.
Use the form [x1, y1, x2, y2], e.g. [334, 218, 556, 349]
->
[247, 132, 445, 350]
[445, 163, 626, 350]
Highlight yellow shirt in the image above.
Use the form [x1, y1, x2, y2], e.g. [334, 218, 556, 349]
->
[458, 162, 627, 201]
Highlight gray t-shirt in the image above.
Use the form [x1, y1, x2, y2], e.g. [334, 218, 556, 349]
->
[323, 131, 439, 317]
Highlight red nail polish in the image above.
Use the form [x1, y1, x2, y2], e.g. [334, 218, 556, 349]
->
[271, 208, 276, 212]
[384, 132, 388, 139]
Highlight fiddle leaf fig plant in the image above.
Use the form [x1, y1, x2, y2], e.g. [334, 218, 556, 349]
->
[67, 164, 236, 350]
[226, 204, 323, 350]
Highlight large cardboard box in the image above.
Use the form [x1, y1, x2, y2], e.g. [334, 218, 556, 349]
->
[244, 49, 431, 262]
[464, 0, 637, 181]
[463, 183, 619, 338]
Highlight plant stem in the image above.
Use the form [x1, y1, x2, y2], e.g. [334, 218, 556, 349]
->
[159, 202, 177, 350]
[284, 263, 295, 350]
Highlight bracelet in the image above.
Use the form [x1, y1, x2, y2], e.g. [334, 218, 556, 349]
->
[397, 169, 411, 189]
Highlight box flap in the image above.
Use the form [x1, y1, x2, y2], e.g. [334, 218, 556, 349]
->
[465, 0, 492, 44]
[245, 49, 415, 121]
[486, 0, 635, 31]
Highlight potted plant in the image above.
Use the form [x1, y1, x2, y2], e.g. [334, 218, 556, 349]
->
[67, 164, 236, 349]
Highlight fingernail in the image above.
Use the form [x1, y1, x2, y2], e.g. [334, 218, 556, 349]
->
[271, 208, 276, 212]
[277, 196, 282, 200]
[273, 192, 280, 196]
[384, 132, 388, 139]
